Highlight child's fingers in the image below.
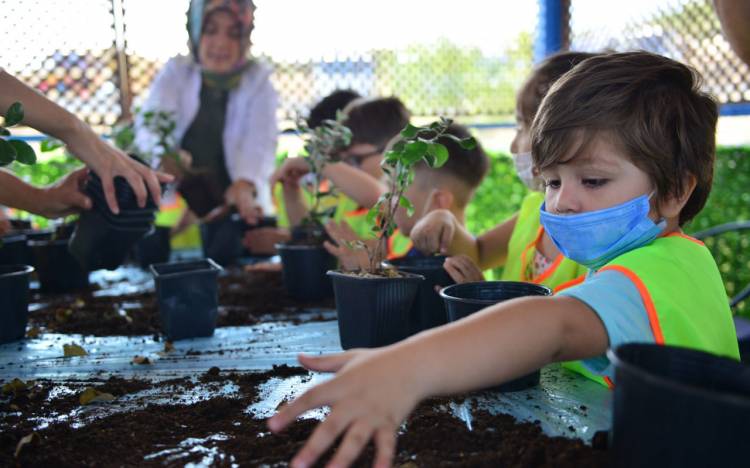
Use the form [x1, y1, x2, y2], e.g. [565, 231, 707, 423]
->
[439, 224, 453, 254]
[298, 352, 355, 373]
[290, 410, 351, 468]
[323, 240, 344, 257]
[443, 260, 465, 283]
[373, 428, 397, 468]
[268, 381, 336, 433]
[327, 420, 376, 468]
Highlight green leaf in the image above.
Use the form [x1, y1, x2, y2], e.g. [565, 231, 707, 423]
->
[366, 206, 379, 226]
[459, 137, 477, 150]
[399, 196, 415, 216]
[4, 102, 24, 127]
[400, 123, 419, 138]
[0, 138, 17, 165]
[9, 140, 36, 164]
[403, 140, 428, 164]
[40, 139, 63, 152]
[427, 142, 450, 167]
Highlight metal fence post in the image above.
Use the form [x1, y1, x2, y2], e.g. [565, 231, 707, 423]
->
[534, 0, 570, 63]
[111, 0, 132, 122]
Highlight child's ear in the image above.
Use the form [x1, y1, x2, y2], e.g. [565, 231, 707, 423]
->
[657, 175, 697, 219]
[429, 189, 454, 210]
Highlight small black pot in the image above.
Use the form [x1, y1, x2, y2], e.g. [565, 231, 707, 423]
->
[29, 239, 89, 293]
[328, 270, 424, 349]
[0, 264, 34, 344]
[133, 226, 172, 269]
[386, 256, 454, 334]
[150, 259, 222, 341]
[69, 209, 153, 271]
[86, 155, 160, 211]
[276, 243, 337, 300]
[440, 281, 552, 391]
[9, 219, 32, 230]
[0, 234, 28, 265]
[609, 343, 750, 468]
[200, 216, 244, 267]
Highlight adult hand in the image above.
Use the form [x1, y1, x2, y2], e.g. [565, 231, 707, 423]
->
[242, 227, 290, 255]
[225, 179, 261, 225]
[159, 149, 193, 181]
[410, 209, 457, 255]
[65, 128, 173, 214]
[323, 220, 372, 271]
[34, 167, 92, 219]
[443, 255, 485, 284]
[268, 348, 424, 468]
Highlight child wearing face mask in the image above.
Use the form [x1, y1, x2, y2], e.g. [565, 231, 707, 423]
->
[411, 52, 594, 289]
[268, 52, 740, 468]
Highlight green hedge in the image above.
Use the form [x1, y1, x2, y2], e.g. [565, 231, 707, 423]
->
[466, 147, 750, 317]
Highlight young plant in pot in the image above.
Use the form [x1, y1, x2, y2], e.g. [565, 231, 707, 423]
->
[275, 115, 352, 301]
[329, 118, 476, 349]
[139, 110, 224, 217]
[0, 102, 37, 342]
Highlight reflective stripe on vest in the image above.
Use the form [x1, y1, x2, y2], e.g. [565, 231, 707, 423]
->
[387, 228, 413, 260]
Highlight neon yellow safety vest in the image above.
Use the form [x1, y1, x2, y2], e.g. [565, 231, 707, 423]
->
[387, 229, 414, 260]
[501, 192, 588, 291]
[564, 233, 741, 388]
[154, 192, 201, 250]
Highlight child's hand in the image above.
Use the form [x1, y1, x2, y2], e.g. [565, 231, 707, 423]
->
[323, 220, 372, 271]
[410, 209, 457, 254]
[225, 179, 261, 225]
[444, 255, 485, 283]
[268, 348, 424, 468]
[35, 168, 92, 219]
[270, 157, 310, 190]
[242, 227, 290, 255]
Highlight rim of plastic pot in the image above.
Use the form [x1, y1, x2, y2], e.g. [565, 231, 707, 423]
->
[382, 255, 448, 271]
[28, 238, 69, 248]
[439, 281, 552, 306]
[0, 264, 34, 277]
[274, 242, 325, 251]
[608, 343, 750, 408]
[149, 258, 223, 278]
[327, 269, 425, 283]
[2, 234, 27, 243]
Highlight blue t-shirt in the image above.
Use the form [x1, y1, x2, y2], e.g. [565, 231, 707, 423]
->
[557, 269, 655, 379]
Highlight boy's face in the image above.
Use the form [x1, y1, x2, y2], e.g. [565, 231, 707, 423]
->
[340, 143, 383, 180]
[540, 135, 655, 217]
[394, 172, 432, 236]
[510, 111, 532, 155]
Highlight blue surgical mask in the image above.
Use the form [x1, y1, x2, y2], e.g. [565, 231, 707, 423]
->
[539, 193, 666, 270]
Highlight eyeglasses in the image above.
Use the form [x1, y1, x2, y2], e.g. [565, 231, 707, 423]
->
[341, 148, 384, 168]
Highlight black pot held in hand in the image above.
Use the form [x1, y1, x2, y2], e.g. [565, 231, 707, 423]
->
[133, 226, 172, 269]
[440, 281, 552, 391]
[276, 243, 337, 301]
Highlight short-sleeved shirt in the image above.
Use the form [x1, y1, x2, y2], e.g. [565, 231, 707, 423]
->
[557, 269, 655, 379]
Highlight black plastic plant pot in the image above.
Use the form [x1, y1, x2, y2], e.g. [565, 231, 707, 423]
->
[386, 256, 454, 334]
[0, 234, 28, 265]
[276, 243, 337, 300]
[29, 239, 89, 293]
[200, 217, 244, 267]
[86, 154, 160, 212]
[150, 259, 222, 341]
[608, 343, 750, 468]
[328, 270, 424, 349]
[440, 281, 552, 391]
[9, 219, 32, 230]
[69, 209, 152, 271]
[133, 226, 172, 269]
[0, 265, 34, 344]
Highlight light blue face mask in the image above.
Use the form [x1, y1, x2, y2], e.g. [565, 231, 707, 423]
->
[539, 193, 666, 270]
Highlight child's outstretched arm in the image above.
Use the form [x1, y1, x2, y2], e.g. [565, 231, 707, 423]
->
[268, 295, 608, 468]
[321, 162, 386, 208]
[0, 168, 91, 218]
[411, 209, 518, 270]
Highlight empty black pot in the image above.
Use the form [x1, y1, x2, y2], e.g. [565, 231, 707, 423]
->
[0, 264, 34, 344]
[200, 216, 244, 267]
[0, 234, 28, 265]
[150, 259, 222, 341]
[386, 256, 454, 334]
[133, 226, 172, 269]
[328, 270, 424, 349]
[440, 281, 552, 391]
[276, 243, 337, 300]
[609, 343, 750, 468]
[30, 239, 89, 293]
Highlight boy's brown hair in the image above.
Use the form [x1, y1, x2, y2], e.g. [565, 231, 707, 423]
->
[343, 97, 411, 149]
[415, 123, 489, 205]
[517, 51, 599, 125]
[531, 51, 718, 225]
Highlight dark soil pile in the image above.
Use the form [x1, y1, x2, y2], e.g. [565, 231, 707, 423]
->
[1, 366, 609, 467]
[28, 270, 335, 336]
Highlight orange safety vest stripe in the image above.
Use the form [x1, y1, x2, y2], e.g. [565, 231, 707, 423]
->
[553, 274, 586, 294]
[598, 264, 666, 344]
[519, 226, 565, 284]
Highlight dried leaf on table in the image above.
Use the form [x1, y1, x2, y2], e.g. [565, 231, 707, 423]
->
[1, 378, 28, 396]
[79, 387, 116, 405]
[132, 355, 151, 365]
[26, 327, 41, 338]
[63, 343, 87, 357]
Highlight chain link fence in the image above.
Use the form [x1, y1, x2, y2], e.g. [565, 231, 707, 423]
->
[569, 0, 749, 107]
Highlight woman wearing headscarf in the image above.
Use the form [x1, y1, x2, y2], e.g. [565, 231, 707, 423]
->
[136, 0, 278, 262]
